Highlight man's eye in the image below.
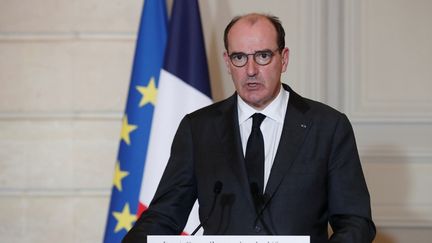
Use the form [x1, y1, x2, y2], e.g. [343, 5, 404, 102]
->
[232, 54, 246, 60]
[256, 52, 271, 59]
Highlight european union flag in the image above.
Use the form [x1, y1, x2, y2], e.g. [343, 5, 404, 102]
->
[103, 0, 167, 242]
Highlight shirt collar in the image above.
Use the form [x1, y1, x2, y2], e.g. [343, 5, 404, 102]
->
[238, 84, 289, 124]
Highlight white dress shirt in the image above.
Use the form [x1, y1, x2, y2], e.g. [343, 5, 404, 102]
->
[237, 85, 289, 192]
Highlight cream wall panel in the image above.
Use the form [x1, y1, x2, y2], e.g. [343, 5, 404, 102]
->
[0, 40, 132, 113]
[0, 120, 119, 190]
[361, 0, 432, 106]
[0, 139, 75, 189]
[344, 0, 432, 121]
[25, 197, 75, 243]
[363, 160, 432, 226]
[0, 196, 108, 243]
[73, 197, 110, 243]
[0, 197, 25, 243]
[0, 0, 141, 32]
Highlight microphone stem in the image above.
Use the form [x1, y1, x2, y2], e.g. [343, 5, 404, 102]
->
[191, 181, 222, 235]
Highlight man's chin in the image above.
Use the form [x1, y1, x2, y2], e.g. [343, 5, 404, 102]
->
[242, 96, 267, 110]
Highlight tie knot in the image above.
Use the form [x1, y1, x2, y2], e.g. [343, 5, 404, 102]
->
[251, 113, 266, 129]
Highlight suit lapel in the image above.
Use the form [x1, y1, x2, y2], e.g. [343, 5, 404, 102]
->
[215, 94, 257, 210]
[264, 85, 312, 198]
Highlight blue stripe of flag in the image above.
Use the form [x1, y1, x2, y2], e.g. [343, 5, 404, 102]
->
[164, 0, 212, 97]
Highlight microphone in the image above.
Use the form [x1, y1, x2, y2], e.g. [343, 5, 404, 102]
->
[191, 181, 223, 235]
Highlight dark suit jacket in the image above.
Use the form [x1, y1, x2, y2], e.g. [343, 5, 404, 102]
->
[123, 84, 376, 243]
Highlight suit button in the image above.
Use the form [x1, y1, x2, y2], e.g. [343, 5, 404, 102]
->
[254, 225, 261, 232]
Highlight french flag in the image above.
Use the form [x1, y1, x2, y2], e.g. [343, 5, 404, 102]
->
[139, 0, 212, 235]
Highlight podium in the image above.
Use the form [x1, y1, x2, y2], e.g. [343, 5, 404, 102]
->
[148, 235, 310, 243]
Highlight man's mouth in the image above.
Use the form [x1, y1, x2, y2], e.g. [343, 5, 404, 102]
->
[246, 82, 261, 89]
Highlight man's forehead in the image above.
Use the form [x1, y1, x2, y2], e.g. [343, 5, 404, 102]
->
[233, 15, 271, 29]
[227, 18, 277, 50]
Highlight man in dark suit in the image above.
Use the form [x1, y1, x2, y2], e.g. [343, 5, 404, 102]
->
[123, 13, 376, 243]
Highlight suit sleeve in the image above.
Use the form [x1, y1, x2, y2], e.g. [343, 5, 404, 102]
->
[123, 116, 197, 243]
[327, 114, 376, 243]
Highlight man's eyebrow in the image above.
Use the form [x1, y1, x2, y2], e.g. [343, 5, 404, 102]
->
[229, 51, 245, 54]
[255, 49, 273, 52]
[230, 49, 273, 54]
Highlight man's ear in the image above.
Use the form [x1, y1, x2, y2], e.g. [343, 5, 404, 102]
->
[281, 47, 289, 72]
[223, 52, 232, 74]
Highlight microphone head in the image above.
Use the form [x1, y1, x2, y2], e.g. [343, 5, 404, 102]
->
[213, 181, 223, 194]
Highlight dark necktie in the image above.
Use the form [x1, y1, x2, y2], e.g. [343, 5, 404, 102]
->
[245, 113, 266, 195]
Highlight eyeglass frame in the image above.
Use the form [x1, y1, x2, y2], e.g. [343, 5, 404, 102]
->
[227, 48, 282, 67]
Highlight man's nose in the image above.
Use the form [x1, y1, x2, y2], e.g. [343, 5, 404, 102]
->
[246, 57, 258, 76]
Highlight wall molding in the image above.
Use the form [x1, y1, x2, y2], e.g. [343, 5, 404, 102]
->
[297, 0, 326, 101]
[373, 204, 432, 228]
[351, 117, 432, 124]
[0, 188, 110, 197]
[0, 111, 122, 121]
[360, 152, 432, 164]
[0, 32, 135, 42]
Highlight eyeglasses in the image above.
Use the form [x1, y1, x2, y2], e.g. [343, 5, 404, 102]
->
[228, 48, 280, 67]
